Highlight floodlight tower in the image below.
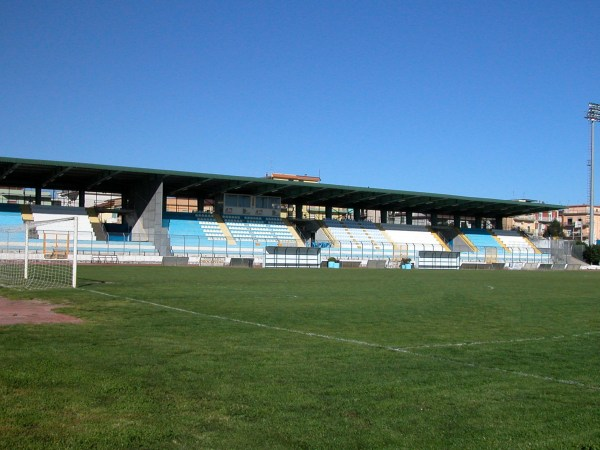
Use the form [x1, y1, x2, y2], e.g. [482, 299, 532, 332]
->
[586, 103, 600, 245]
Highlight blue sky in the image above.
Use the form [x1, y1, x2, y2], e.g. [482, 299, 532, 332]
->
[1, 0, 598, 205]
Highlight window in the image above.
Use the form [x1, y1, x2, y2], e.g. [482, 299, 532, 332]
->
[256, 196, 281, 209]
[224, 194, 251, 208]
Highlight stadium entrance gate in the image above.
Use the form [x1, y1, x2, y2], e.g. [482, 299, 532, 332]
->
[264, 246, 320, 268]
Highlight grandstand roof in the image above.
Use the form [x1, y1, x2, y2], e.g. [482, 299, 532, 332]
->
[0, 156, 563, 217]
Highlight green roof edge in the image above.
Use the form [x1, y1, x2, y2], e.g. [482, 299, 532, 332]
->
[0, 156, 565, 211]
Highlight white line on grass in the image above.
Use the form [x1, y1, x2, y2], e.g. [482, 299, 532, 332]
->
[83, 288, 600, 391]
[402, 331, 600, 350]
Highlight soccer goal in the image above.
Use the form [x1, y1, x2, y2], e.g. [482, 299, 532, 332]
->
[0, 216, 78, 289]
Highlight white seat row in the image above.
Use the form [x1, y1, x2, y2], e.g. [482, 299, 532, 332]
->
[31, 205, 96, 241]
[223, 215, 295, 242]
[384, 229, 444, 250]
[495, 235, 537, 252]
[325, 219, 389, 246]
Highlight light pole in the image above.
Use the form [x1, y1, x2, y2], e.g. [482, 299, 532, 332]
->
[586, 103, 600, 245]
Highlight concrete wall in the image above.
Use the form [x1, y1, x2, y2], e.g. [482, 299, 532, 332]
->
[127, 177, 172, 256]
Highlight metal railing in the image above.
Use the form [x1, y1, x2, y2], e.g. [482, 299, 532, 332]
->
[459, 246, 552, 264]
[168, 235, 301, 259]
[0, 229, 579, 265]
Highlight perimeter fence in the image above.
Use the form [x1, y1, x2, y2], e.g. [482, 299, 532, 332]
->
[0, 228, 585, 267]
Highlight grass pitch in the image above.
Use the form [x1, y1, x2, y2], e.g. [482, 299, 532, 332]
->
[1, 266, 599, 449]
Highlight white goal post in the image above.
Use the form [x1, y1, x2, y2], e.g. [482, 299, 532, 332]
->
[0, 216, 78, 289]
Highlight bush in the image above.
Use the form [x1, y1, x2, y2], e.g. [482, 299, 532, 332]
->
[583, 244, 600, 265]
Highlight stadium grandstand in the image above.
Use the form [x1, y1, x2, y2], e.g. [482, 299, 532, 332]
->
[0, 156, 575, 270]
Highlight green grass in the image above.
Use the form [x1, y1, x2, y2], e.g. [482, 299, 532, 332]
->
[1, 267, 599, 449]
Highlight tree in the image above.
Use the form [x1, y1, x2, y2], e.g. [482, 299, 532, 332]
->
[583, 244, 600, 265]
[543, 219, 564, 238]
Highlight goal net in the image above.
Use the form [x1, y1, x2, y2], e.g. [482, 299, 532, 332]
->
[0, 216, 78, 289]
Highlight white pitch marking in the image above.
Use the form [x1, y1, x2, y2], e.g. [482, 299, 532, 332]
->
[82, 288, 600, 391]
[403, 331, 600, 350]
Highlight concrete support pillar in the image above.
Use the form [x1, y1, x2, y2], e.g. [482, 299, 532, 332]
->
[78, 190, 86, 207]
[121, 192, 129, 210]
[353, 206, 361, 221]
[35, 187, 42, 205]
[406, 211, 413, 225]
[325, 205, 333, 220]
[454, 215, 461, 228]
[430, 213, 438, 226]
[381, 209, 388, 224]
[197, 198, 204, 213]
[295, 203, 303, 220]
[127, 177, 171, 256]
[474, 217, 483, 229]
[495, 217, 504, 230]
